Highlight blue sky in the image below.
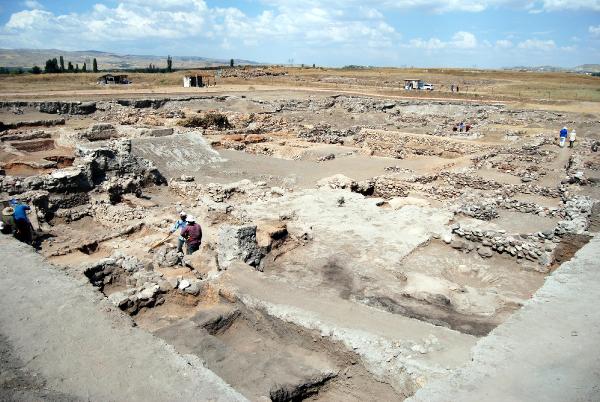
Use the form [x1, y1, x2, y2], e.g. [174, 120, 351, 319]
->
[0, 0, 599, 68]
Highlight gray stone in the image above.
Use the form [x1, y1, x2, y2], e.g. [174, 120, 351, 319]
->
[108, 291, 131, 308]
[167, 277, 179, 289]
[121, 256, 145, 272]
[158, 280, 174, 292]
[82, 123, 119, 141]
[183, 280, 203, 296]
[138, 285, 159, 300]
[217, 224, 265, 269]
[477, 246, 494, 258]
[450, 240, 466, 250]
[142, 127, 174, 137]
[154, 247, 181, 267]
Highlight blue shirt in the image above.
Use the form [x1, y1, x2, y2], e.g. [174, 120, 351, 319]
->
[13, 204, 30, 221]
[171, 219, 187, 240]
[560, 128, 568, 138]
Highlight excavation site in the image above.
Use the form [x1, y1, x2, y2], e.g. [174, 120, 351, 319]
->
[1, 67, 600, 401]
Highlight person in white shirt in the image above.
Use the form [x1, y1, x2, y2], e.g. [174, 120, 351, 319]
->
[170, 211, 188, 253]
[569, 130, 577, 148]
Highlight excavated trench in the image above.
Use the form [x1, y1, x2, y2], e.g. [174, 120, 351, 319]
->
[82, 259, 406, 401]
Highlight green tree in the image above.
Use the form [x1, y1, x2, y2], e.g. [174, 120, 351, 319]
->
[93, 58, 98, 72]
[82, 62, 87, 72]
[167, 55, 172, 72]
[230, 58, 234, 67]
[67, 61, 74, 72]
[59, 55, 65, 72]
[31, 65, 42, 74]
[44, 58, 60, 73]
[75, 63, 79, 72]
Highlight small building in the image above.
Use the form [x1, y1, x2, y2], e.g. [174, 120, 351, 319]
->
[404, 79, 423, 90]
[183, 72, 215, 88]
[98, 74, 129, 85]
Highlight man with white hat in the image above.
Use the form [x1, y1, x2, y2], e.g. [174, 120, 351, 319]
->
[569, 129, 577, 148]
[181, 215, 202, 255]
[170, 211, 188, 254]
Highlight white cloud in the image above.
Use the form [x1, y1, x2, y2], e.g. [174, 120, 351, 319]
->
[517, 39, 556, 51]
[409, 37, 446, 50]
[1, 0, 596, 67]
[540, 0, 600, 12]
[264, 0, 600, 13]
[407, 31, 478, 50]
[496, 39, 513, 48]
[2, 1, 402, 50]
[23, 0, 44, 9]
[452, 31, 477, 48]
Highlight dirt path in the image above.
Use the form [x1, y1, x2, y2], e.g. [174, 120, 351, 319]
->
[0, 237, 246, 402]
[0, 83, 514, 105]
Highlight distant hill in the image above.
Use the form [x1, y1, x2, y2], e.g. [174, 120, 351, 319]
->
[574, 64, 600, 73]
[0, 48, 260, 70]
[503, 64, 600, 73]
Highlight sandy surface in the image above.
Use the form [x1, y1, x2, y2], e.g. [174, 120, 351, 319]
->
[0, 237, 245, 402]
[408, 234, 600, 402]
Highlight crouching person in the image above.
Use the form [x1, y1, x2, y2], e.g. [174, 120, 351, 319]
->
[11, 200, 33, 244]
[181, 216, 202, 255]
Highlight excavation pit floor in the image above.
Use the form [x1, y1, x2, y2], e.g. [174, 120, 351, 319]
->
[1, 87, 600, 400]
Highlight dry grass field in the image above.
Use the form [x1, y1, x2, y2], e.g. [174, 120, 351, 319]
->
[1, 67, 599, 108]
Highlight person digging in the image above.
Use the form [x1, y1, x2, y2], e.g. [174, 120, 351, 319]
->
[10, 199, 33, 245]
[181, 215, 202, 255]
[170, 211, 188, 254]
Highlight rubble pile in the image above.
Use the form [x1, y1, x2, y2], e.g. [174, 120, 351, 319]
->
[88, 199, 148, 226]
[217, 224, 265, 270]
[316, 174, 374, 195]
[554, 196, 594, 236]
[440, 172, 562, 198]
[0, 139, 165, 223]
[83, 253, 204, 315]
[169, 178, 285, 205]
[220, 67, 287, 79]
[354, 130, 495, 159]
[298, 124, 361, 144]
[80, 123, 120, 142]
[472, 146, 556, 182]
[457, 203, 499, 220]
[449, 223, 553, 268]
[273, 97, 335, 112]
[454, 193, 562, 220]
[333, 96, 397, 113]
[564, 154, 588, 185]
